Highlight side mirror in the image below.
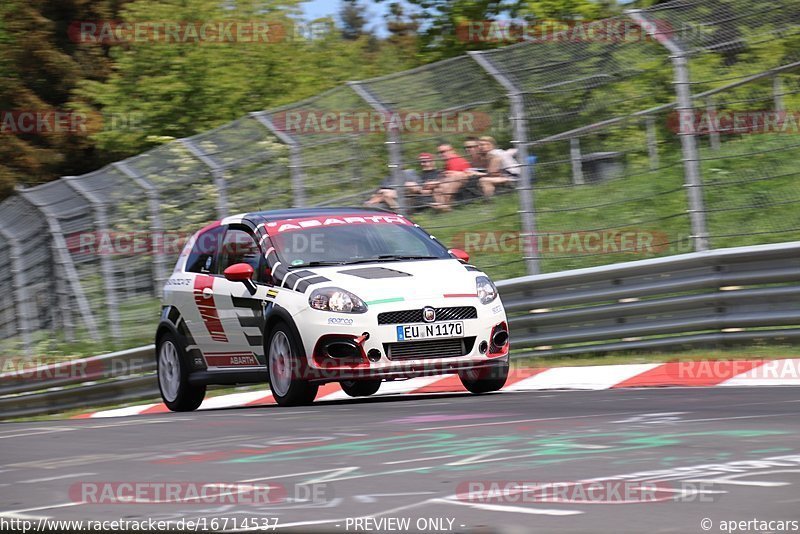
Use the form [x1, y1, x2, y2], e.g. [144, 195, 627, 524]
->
[224, 263, 254, 282]
[449, 248, 470, 263]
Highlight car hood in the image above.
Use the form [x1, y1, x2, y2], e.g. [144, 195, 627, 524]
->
[306, 259, 482, 302]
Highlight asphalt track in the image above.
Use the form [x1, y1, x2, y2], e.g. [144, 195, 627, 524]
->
[2, 386, 800, 533]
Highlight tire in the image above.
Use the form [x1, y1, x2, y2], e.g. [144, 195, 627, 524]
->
[157, 331, 206, 412]
[340, 379, 382, 397]
[267, 322, 319, 406]
[458, 360, 509, 394]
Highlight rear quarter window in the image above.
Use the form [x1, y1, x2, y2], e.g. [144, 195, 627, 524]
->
[185, 226, 225, 273]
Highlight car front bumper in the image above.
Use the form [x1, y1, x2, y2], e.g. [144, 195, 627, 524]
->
[293, 296, 509, 382]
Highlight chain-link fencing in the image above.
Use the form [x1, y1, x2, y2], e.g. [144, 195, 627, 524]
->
[1, 0, 798, 357]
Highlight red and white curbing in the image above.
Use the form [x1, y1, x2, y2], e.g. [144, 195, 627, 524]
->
[73, 358, 800, 419]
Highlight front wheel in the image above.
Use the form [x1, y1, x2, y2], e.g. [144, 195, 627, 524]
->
[340, 379, 382, 397]
[267, 322, 319, 406]
[458, 361, 509, 394]
[157, 331, 206, 412]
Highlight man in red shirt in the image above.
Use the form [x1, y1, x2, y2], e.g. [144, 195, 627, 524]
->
[432, 142, 471, 211]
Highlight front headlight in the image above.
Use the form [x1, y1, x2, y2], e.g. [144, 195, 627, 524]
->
[476, 276, 498, 305]
[309, 287, 368, 313]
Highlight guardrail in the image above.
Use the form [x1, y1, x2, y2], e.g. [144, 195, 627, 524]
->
[0, 346, 156, 419]
[498, 241, 800, 356]
[2, 241, 798, 419]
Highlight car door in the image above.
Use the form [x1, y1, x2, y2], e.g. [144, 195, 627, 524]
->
[211, 225, 271, 368]
[179, 224, 226, 355]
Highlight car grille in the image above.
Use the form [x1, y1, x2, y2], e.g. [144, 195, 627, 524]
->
[377, 306, 477, 325]
[384, 337, 476, 361]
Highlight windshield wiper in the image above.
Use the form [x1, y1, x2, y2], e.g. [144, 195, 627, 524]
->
[344, 255, 441, 264]
[287, 260, 348, 268]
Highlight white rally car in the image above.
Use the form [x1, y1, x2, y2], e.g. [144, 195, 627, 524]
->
[156, 208, 509, 409]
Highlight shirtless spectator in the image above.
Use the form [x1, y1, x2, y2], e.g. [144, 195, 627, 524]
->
[477, 136, 520, 197]
[431, 141, 471, 211]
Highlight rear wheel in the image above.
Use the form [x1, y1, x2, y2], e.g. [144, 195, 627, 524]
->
[157, 331, 206, 411]
[458, 360, 509, 394]
[267, 322, 319, 406]
[340, 379, 382, 397]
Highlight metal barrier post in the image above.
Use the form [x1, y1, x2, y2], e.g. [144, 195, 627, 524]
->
[773, 75, 785, 112]
[17, 189, 100, 341]
[469, 51, 540, 275]
[250, 111, 307, 207]
[180, 138, 229, 218]
[570, 137, 584, 185]
[0, 229, 33, 353]
[627, 9, 710, 251]
[706, 96, 720, 150]
[64, 177, 122, 341]
[348, 81, 406, 215]
[114, 161, 168, 298]
[646, 116, 659, 169]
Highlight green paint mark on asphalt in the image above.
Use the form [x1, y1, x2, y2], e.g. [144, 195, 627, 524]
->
[365, 297, 405, 305]
[227, 429, 790, 465]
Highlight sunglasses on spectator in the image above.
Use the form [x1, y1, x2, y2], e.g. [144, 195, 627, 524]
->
[464, 144, 478, 149]
[437, 149, 449, 154]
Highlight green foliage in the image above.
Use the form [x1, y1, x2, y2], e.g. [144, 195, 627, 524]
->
[74, 0, 422, 158]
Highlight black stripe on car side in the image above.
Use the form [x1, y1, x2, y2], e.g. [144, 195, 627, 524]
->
[238, 315, 262, 328]
[273, 264, 288, 286]
[232, 296, 262, 313]
[245, 333, 263, 347]
[295, 275, 330, 293]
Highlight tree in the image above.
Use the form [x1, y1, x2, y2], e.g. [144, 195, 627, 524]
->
[0, 0, 126, 196]
[340, 0, 368, 40]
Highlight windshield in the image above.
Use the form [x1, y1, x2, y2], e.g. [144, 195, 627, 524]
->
[269, 222, 451, 268]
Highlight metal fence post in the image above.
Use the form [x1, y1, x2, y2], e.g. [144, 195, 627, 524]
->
[17, 189, 100, 341]
[645, 115, 659, 169]
[180, 138, 229, 218]
[348, 81, 406, 215]
[469, 51, 540, 275]
[0, 229, 33, 354]
[63, 177, 122, 341]
[250, 111, 307, 207]
[627, 9, 709, 252]
[569, 138, 585, 185]
[114, 161, 168, 298]
[705, 96, 720, 150]
[773, 75, 785, 112]
[53, 249, 74, 341]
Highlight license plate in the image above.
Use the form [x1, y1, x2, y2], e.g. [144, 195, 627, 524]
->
[396, 321, 464, 341]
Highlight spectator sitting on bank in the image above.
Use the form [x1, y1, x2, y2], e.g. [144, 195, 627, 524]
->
[430, 141, 471, 211]
[463, 136, 487, 170]
[364, 153, 440, 210]
[477, 136, 520, 197]
[364, 168, 420, 210]
[405, 152, 441, 202]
